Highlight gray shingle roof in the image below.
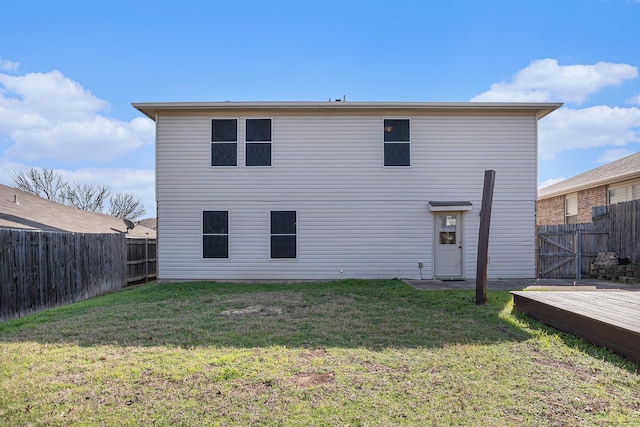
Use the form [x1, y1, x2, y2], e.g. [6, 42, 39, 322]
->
[538, 152, 640, 199]
[0, 183, 156, 238]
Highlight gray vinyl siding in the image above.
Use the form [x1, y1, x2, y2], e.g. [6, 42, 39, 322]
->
[156, 112, 537, 281]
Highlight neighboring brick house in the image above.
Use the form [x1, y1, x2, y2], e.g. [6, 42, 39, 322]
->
[537, 152, 640, 225]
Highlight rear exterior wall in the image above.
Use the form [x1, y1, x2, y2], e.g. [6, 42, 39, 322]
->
[156, 111, 539, 281]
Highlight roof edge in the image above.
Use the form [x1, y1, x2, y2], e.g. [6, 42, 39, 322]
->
[538, 171, 640, 200]
[132, 101, 563, 121]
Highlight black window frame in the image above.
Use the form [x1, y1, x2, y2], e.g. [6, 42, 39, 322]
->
[270, 210, 297, 259]
[203, 210, 229, 259]
[383, 118, 411, 167]
[245, 118, 272, 167]
[211, 119, 238, 166]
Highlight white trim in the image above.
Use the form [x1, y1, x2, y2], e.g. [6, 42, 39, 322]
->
[428, 203, 472, 212]
[133, 101, 563, 121]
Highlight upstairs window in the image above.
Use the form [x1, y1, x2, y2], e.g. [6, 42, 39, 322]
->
[211, 119, 237, 166]
[203, 211, 229, 258]
[383, 119, 410, 166]
[270, 211, 296, 258]
[246, 118, 272, 166]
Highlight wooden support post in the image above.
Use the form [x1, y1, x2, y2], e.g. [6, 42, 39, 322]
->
[476, 170, 496, 305]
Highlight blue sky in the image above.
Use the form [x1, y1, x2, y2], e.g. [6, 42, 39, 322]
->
[1, 0, 639, 217]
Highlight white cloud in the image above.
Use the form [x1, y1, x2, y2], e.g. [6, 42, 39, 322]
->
[596, 148, 634, 164]
[627, 94, 640, 104]
[0, 58, 19, 71]
[0, 158, 28, 184]
[0, 70, 154, 162]
[471, 58, 638, 104]
[538, 105, 640, 159]
[472, 59, 640, 159]
[539, 177, 565, 189]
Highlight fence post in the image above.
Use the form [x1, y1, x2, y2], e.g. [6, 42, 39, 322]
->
[576, 229, 582, 280]
[145, 238, 149, 283]
[476, 169, 496, 305]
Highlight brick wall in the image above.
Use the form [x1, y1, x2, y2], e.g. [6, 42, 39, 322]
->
[577, 185, 607, 223]
[536, 185, 609, 225]
[536, 195, 565, 225]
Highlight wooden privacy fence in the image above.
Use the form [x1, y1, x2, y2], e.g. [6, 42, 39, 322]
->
[538, 199, 640, 279]
[607, 199, 640, 264]
[0, 229, 126, 322]
[537, 224, 608, 279]
[1, 229, 158, 322]
[127, 238, 157, 284]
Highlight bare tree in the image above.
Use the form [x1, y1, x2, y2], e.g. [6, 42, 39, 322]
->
[11, 168, 147, 220]
[109, 192, 146, 220]
[64, 183, 111, 213]
[11, 168, 67, 202]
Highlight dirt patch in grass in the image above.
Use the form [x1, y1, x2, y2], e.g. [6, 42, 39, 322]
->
[219, 305, 283, 317]
[361, 360, 410, 375]
[298, 349, 327, 360]
[534, 357, 594, 381]
[219, 291, 309, 318]
[293, 372, 335, 387]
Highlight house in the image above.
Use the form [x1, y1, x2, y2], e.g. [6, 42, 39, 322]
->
[133, 101, 560, 282]
[138, 217, 157, 230]
[537, 152, 640, 225]
[0, 183, 156, 238]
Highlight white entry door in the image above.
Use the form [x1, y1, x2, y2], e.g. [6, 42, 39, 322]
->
[434, 213, 463, 278]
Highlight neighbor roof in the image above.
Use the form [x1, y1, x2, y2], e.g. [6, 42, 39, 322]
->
[538, 152, 640, 200]
[0, 184, 156, 238]
[132, 101, 562, 121]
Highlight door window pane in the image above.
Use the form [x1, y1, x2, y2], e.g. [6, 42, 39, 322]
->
[439, 232, 456, 245]
[439, 215, 457, 244]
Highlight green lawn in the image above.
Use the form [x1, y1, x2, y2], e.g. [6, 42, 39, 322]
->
[1, 279, 638, 426]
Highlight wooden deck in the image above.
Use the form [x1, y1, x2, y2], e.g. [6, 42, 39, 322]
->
[511, 291, 640, 365]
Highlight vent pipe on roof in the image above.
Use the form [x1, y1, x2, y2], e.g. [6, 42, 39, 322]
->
[14, 195, 20, 205]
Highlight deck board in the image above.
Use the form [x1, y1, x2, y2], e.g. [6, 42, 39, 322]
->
[511, 291, 640, 365]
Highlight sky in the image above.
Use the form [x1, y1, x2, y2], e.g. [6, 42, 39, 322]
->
[1, 0, 639, 217]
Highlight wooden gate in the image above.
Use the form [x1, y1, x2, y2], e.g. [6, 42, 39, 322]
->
[538, 225, 609, 279]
